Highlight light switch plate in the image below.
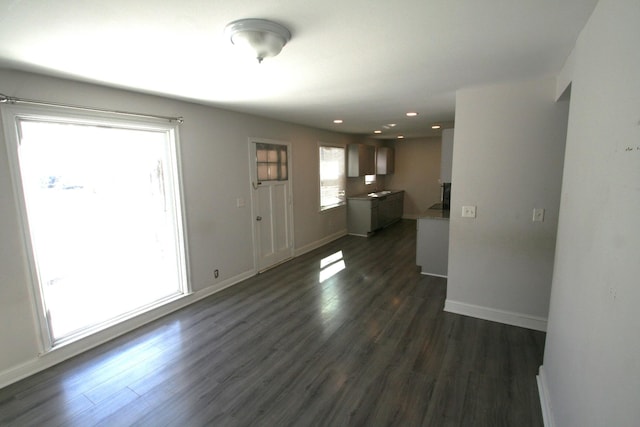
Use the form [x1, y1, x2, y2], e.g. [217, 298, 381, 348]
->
[533, 208, 545, 222]
[236, 198, 245, 208]
[462, 205, 476, 218]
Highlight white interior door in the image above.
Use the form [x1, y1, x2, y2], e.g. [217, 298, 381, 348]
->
[250, 140, 294, 272]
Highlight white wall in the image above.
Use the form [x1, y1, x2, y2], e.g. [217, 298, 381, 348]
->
[539, 0, 640, 426]
[445, 76, 569, 331]
[384, 137, 442, 218]
[0, 69, 355, 386]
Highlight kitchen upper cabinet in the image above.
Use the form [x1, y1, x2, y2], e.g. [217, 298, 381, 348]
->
[376, 146, 394, 175]
[347, 144, 375, 177]
[440, 129, 454, 182]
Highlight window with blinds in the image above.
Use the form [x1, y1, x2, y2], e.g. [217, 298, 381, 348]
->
[319, 145, 346, 211]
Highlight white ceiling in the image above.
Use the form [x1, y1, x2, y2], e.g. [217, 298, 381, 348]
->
[0, 0, 598, 138]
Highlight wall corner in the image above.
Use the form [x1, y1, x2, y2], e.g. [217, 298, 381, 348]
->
[537, 365, 555, 427]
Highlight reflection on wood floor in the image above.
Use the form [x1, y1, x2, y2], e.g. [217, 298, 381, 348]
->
[0, 219, 545, 426]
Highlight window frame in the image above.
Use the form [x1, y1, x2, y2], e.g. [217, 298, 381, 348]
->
[255, 142, 288, 182]
[1, 102, 191, 352]
[318, 143, 347, 212]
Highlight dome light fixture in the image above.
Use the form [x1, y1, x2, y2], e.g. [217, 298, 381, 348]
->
[224, 19, 292, 63]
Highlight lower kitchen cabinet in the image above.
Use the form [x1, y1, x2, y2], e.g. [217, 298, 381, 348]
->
[347, 191, 404, 236]
[347, 199, 379, 236]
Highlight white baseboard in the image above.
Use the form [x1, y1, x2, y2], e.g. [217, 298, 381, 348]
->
[0, 269, 254, 390]
[444, 299, 547, 332]
[537, 365, 554, 427]
[294, 229, 347, 257]
[420, 272, 448, 278]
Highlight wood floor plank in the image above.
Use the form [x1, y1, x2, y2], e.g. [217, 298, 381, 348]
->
[0, 220, 546, 426]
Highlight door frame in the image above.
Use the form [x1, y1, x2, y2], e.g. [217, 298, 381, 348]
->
[248, 137, 295, 273]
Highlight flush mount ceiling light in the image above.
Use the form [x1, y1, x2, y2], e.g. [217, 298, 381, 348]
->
[333, 119, 343, 124]
[431, 124, 442, 129]
[406, 112, 419, 117]
[224, 19, 291, 63]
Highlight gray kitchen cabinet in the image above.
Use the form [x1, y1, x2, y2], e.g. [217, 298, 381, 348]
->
[347, 198, 379, 236]
[391, 191, 404, 218]
[376, 146, 394, 175]
[347, 144, 376, 177]
[347, 191, 404, 236]
[378, 191, 402, 226]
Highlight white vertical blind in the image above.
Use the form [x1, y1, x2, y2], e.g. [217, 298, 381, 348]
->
[319, 145, 346, 210]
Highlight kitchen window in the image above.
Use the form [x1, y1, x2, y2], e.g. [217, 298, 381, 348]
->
[319, 145, 346, 211]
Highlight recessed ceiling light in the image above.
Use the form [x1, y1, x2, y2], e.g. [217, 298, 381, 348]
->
[389, 123, 397, 127]
[431, 124, 441, 129]
[374, 130, 382, 134]
[397, 135, 404, 139]
[406, 112, 418, 117]
[333, 119, 343, 124]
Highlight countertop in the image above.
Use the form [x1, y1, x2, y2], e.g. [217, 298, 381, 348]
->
[419, 203, 450, 220]
[347, 190, 404, 201]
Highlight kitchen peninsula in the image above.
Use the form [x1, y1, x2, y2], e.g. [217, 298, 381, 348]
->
[416, 203, 450, 277]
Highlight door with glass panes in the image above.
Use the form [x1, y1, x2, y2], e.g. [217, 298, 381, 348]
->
[250, 140, 293, 271]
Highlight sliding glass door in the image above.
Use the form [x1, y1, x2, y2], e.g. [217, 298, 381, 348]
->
[3, 105, 189, 348]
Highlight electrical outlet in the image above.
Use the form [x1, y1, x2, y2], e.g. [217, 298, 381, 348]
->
[462, 205, 476, 218]
[214, 269, 219, 279]
[533, 208, 545, 222]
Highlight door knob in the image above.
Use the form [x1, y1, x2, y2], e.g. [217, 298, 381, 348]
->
[256, 216, 262, 221]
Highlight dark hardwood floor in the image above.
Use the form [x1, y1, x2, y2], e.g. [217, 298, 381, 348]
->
[0, 220, 545, 426]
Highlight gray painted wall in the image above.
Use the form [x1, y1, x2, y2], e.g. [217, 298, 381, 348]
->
[0, 69, 357, 385]
[540, 0, 640, 425]
[440, 129, 454, 182]
[446, 76, 569, 330]
[384, 137, 442, 218]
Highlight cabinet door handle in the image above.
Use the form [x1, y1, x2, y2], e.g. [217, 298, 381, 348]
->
[256, 216, 262, 221]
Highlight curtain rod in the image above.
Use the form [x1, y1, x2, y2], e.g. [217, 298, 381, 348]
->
[0, 93, 184, 124]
